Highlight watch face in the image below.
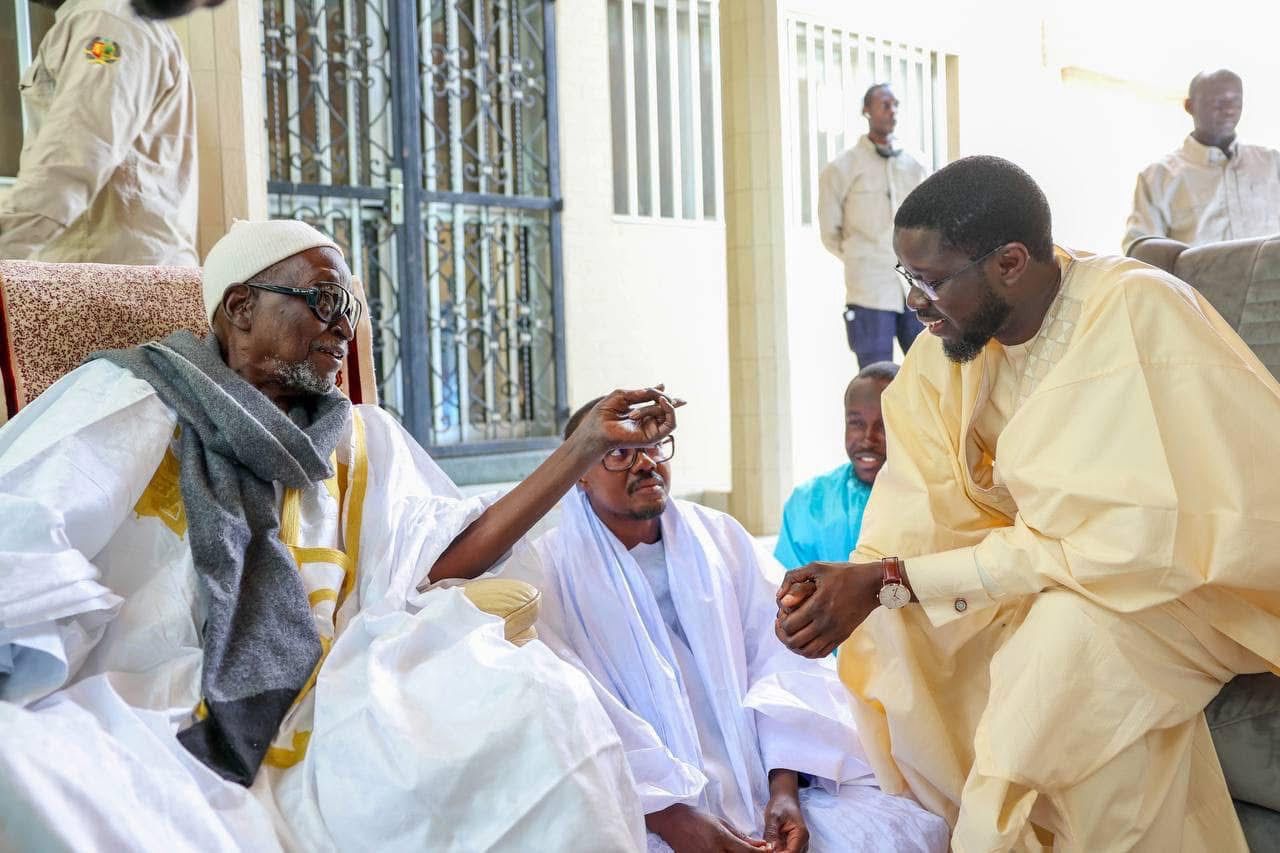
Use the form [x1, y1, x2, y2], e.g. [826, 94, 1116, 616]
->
[878, 583, 912, 609]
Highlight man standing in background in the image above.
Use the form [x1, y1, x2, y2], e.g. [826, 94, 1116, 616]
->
[818, 83, 929, 368]
[1123, 69, 1280, 254]
[0, 0, 217, 263]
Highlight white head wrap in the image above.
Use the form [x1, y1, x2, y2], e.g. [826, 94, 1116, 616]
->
[201, 219, 342, 319]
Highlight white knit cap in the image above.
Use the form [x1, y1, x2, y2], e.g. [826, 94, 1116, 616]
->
[201, 219, 343, 318]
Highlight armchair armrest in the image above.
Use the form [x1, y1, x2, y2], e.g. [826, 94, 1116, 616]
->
[1125, 236, 1189, 273]
[459, 578, 541, 646]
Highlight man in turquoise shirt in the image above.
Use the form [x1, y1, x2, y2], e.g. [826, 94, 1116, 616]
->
[775, 362, 897, 569]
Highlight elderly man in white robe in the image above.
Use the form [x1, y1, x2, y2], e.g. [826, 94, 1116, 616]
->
[517, 398, 950, 853]
[0, 220, 686, 851]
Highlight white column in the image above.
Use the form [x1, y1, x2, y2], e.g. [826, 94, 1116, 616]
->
[721, 0, 792, 534]
[173, 0, 269, 259]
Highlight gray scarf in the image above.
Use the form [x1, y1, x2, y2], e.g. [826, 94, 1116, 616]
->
[93, 330, 350, 785]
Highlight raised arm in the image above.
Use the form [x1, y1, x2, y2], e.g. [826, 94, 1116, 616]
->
[424, 387, 683, 585]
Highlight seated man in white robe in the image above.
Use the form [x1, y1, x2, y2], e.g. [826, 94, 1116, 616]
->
[521, 399, 950, 853]
[0, 220, 684, 851]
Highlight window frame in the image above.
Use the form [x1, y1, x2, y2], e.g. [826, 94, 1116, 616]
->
[784, 18, 957, 227]
[606, 0, 724, 223]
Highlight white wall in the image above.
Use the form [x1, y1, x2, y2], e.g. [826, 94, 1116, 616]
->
[782, 231, 858, 485]
[170, 0, 269, 258]
[774, 0, 1280, 495]
[556, 0, 733, 498]
[552, 0, 1280, 511]
[1036, 0, 1280, 253]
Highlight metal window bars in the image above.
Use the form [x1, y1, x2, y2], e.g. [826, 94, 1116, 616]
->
[262, 0, 565, 452]
[606, 0, 722, 221]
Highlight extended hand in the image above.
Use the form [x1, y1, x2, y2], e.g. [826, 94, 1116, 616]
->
[573, 385, 686, 453]
[775, 561, 882, 658]
[646, 804, 771, 853]
[763, 771, 809, 853]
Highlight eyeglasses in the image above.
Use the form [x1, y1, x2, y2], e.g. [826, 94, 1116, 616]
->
[602, 436, 675, 472]
[894, 244, 1004, 302]
[245, 281, 363, 327]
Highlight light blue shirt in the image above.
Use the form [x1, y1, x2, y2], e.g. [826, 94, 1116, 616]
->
[774, 462, 872, 569]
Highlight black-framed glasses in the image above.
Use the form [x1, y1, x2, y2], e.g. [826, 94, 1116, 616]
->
[246, 281, 363, 327]
[894, 244, 1005, 302]
[602, 436, 675, 472]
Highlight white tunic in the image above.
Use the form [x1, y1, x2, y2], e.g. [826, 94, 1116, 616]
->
[0, 360, 645, 851]
[519, 491, 951, 852]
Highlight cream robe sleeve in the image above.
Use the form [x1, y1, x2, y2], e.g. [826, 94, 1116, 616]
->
[852, 339, 1005, 627]
[0, 361, 174, 704]
[857, 263, 1280, 634]
[0, 9, 169, 258]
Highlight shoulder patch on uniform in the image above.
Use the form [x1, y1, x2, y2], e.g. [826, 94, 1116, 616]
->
[84, 37, 122, 65]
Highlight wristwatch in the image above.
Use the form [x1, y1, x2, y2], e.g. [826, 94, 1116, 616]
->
[877, 557, 912, 609]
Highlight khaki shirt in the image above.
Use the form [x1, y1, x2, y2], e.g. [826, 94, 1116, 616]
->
[0, 0, 197, 265]
[1123, 135, 1280, 253]
[817, 135, 928, 312]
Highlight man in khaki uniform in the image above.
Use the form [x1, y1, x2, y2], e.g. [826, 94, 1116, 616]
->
[0, 0, 208, 264]
[818, 83, 929, 368]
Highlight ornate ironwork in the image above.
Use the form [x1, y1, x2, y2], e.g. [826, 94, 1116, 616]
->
[262, 0, 405, 415]
[420, 0, 551, 197]
[419, 0, 559, 444]
[424, 205, 556, 443]
[262, 0, 395, 187]
[262, 0, 564, 450]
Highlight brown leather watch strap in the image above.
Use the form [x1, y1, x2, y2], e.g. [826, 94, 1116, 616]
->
[881, 557, 903, 585]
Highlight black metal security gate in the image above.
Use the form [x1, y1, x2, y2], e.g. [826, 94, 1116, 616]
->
[261, 0, 565, 456]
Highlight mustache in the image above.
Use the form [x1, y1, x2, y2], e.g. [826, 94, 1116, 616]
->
[627, 471, 666, 493]
[311, 342, 348, 359]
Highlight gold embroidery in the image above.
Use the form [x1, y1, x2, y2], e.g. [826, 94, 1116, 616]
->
[191, 417, 372, 764]
[264, 730, 313, 768]
[280, 486, 302, 544]
[134, 446, 187, 538]
[339, 412, 368, 609]
[288, 546, 351, 572]
[258, 413, 368, 768]
[308, 588, 338, 607]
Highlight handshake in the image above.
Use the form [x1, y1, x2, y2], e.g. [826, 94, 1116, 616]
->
[774, 559, 911, 658]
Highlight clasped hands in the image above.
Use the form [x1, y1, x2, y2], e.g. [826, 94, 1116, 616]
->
[646, 769, 808, 852]
[774, 561, 887, 659]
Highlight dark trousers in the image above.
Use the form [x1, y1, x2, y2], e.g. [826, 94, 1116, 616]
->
[843, 304, 923, 368]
